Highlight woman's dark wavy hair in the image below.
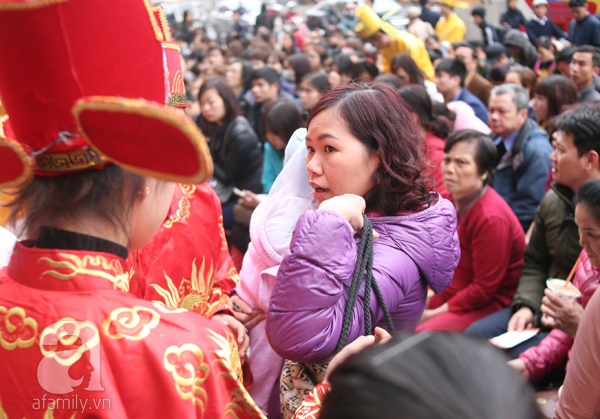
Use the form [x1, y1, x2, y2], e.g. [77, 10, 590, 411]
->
[230, 58, 255, 91]
[307, 82, 434, 214]
[397, 85, 455, 140]
[197, 76, 243, 136]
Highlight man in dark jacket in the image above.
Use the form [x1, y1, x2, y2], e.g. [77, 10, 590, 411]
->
[471, 6, 499, 47]
[568, 0, 600, 47]
[488, 84, 551, 232]
[419, 0, 440, 28]
[500, 0, 527, 29]
[434, 58, 489, 123]
[503, 29, 538, 68]
[570, 45, 600, 102]
[525, 0, 568, 44]
[466, 106, 600, 359]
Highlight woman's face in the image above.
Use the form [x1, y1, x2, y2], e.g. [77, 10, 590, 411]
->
[441, 140, 484, 201]
[305, 109, 380, 204]
[199, 88, 227, 124]
[306, 48, 322, 72]
[226, 62, 243, 90]
[394, 67, 410, 85]
[267, 55, 283, 74]
[298, 79, 322, 111]
[130, 179, 177, 251]
[207, 49, 224, 67]
[505, 72, 522, 87]
[576, 204, 600, 268]
[282, 33, 293, 51]
[532, 93, 549, 123]
[537, 46, 554, 62]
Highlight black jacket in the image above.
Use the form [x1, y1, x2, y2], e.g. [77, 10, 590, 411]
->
[209, 116, 263, 194]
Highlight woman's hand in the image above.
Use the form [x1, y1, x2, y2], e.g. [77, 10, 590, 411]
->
[323, 327, 392, 385]
[418, 303, 449, 325]
[228, 295, 266, 330]
[212, 313, 250, 361]
[540, 289, 584, 337]
[238, 190, 261, 209]
[507, 358, 531, 381]
[319, 194, 379, 238]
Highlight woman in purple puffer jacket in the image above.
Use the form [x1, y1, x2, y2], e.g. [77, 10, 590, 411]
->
[265, 82, 461, 364]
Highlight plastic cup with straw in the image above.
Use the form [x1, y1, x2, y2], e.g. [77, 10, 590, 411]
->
[545, 257, 582, 320]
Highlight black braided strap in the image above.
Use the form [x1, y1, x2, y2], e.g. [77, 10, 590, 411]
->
[336, 214, 395, 352]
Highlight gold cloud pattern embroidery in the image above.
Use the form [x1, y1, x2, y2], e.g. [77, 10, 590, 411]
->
[164, 184, 195, 228]
[0, 306, 37, 350]
[164, 343, 210, 410]
[40, 318, 100, 366]
[102, 306, 160, 340]
[38, 253, 130, 291]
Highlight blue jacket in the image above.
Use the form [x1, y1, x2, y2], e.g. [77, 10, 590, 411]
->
[500, 8, 526, 29]
[492, 118, 552, 231]
[525, 18, 567, 44]
[453, 88, 489, 124]
[569, 14, 600, 47]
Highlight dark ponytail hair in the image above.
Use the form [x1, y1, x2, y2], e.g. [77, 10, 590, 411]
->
[397, 85, 455, 139]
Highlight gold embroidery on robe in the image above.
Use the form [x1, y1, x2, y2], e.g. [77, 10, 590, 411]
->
[0, 306, 37, 350]
[164, 343, 210, 410]
[0, 396, 7, 419]
[206, 329, 263, 418]
[150, 257, 222, 316]
[102, 306, 160, 340]
[163, 184, 196, 228]
[40, 318, 100, 366]
[218, 215, 227, 251]
[152, 300, 187, 314]
[38, 253, 130, 291]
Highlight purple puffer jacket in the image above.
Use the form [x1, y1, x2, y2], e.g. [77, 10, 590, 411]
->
[266, 196, 460, 363]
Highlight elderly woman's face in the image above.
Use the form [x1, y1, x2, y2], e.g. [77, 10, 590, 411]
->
[441, 140, 484, 201]
[576, 204, 600, 268]
[306, 109, 380, 204]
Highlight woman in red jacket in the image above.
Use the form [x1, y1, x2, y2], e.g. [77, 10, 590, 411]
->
[418, 129, 527, 332]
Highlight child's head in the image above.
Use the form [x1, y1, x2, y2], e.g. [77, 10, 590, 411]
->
[263, 99, 306, 150]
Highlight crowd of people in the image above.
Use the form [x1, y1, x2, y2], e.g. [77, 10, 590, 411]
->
[2, 0, 600, 418]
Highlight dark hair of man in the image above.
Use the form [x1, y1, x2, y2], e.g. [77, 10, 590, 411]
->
[287, 53, 312, 84]
[230, 58, 255, 91]
[397, 85, 455, 139]
[576, 45, 600, 67]
[489, 64, 510, 84]
[444, 129, 498, 185]
[9, 165, 144, 239]
[577, 179, 600, 222]
[244, 48, 270, 64]
[419, 0, 428, 7]
[250, 66, 280, 85]
[556, 46, 576, 64]
[554, 105, 600, 157]
[320, 333, 543, 419]
[332, 53, 354, 77]
[455, 42, 478, 60]
[471, 6, 485, 18]
[435, 59, 466, 87]
[197, 76, 243, 134]
[568, 0, 586, 8]
[302, 72, 331, 92]
[426, 34, 440, 43]
[391, 53, 425, 85]
[353, 59, 379, 80]
[262, 99, 306, 148]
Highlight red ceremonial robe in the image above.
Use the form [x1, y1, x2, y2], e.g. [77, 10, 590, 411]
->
[131, 183, 238, 318]
[0, 240, 265, 419]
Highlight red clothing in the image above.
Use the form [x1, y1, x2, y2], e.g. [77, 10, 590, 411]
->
[425, 132, 450, 200]
[0, 242, 264, 419]
[519, 250, 599, 381]
[132, 183, 238, 318]
[419, 187, 526, 331]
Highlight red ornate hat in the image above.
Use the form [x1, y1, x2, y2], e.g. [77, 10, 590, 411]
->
[0, 0, 211, 190]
